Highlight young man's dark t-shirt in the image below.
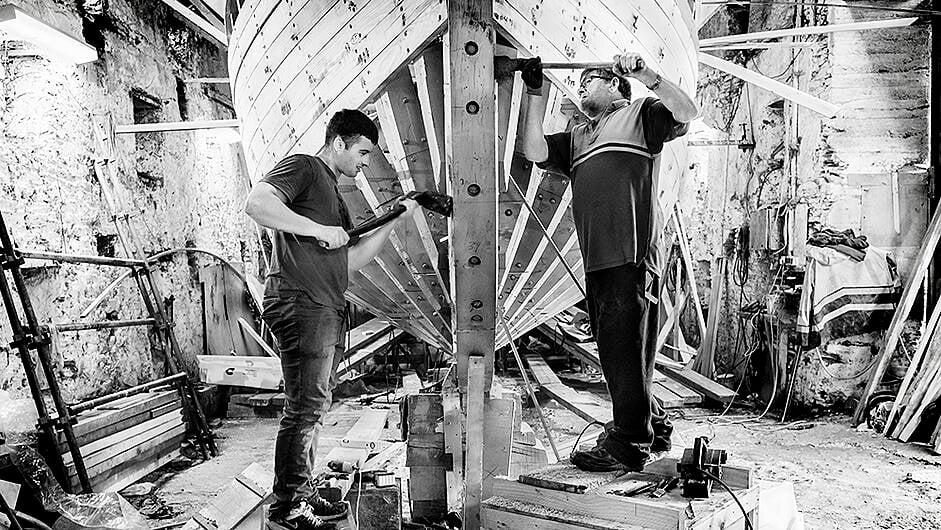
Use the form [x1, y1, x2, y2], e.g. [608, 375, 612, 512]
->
[260, 154, 354, 309]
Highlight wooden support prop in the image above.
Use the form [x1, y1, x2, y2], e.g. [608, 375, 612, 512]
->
[854, 204, 941, 424]
[699, 52, 839, 117]
[700, 17, 919, 47]
[114, 119, 239, 134]
[158, 0, 227, 46]
[464, 355, 487, 530]
[447, 0, 498, 389]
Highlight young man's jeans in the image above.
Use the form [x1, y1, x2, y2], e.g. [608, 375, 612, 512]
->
[585, 262, 671, 450]
[262, 291, 346, 511]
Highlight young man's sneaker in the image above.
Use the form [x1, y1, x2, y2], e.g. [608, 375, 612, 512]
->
[305, 495, 349, 521]
[267, 501, 338, 530]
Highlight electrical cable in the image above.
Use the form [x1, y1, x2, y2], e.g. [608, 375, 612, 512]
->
[700, 469, 754, 530]
[355, 464, 363, 530]
[570, 420, 606, 459]
[813, 346, 879, 380]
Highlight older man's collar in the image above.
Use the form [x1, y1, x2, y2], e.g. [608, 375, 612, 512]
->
[590, 98, 630, 121]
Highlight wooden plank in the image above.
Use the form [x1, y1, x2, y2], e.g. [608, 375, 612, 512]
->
[490, 477, 681, 529]
[650, 383, 685, 409]
[62, 390, 179, 445]
[482, 497, 625, 530]
[157, 0, 227, 45]
[699, 52, 839, 117]
[448, 0, 498, 390]
[182, 463, 273, 530]
[408, 43, 446, 191]
[237, 318, 278, 357]
[482, 398, 517, 501]
[94, 439, 182, 493]
[524, 351, 612, 423]
[199, 264, 267, 358]
[700, 17, 919, 47]
[672, 205, 707, 336]
[855, 204, 941, 423]
[442, 368, 465, 512]
[114, 119, 238, 134]
[691, 258, 726, 378]
[657, 363, 736, 404]
[197, 355, 282, 390]
[71, 420, 185, 481]
[656, 378, 703, 406]
[465, 355, 488, 529]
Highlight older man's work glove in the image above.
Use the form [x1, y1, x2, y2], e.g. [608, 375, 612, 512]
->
[519, 57, 544, 95]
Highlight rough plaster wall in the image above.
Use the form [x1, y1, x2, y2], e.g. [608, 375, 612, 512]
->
[690, 1, 930, 409]
[0, 0, 257, 403]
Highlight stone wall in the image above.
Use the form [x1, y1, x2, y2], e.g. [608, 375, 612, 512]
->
[690, 1, 931, 410]
[0, 0, 258, 403]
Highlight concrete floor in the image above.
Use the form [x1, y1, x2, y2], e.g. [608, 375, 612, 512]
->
[135, 380, 941, 530]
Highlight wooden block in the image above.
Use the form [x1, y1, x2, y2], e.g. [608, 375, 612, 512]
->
[442, 368, 465, 512]
[405, 394, 443, 435]
[322, 407, 388, 450]
[406, 433, 449, 467]
[197, 355, 283, 390]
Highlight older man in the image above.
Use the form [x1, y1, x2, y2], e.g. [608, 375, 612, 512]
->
[520, 54, 697, 472]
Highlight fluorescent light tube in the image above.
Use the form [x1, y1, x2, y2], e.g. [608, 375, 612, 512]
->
[0, 4, 97, 64]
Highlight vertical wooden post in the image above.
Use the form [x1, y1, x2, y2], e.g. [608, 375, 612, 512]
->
[446, 0, 497, 389]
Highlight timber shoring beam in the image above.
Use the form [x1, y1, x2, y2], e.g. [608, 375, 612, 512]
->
[447, 2, 497, 529]
[447, 0, 497, 388]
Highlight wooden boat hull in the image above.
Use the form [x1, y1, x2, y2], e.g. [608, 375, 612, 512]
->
[229, 1, 697, 351]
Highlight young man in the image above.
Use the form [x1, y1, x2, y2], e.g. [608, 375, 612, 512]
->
[520, 54, 698, 472]
[245, 109, 418, 530]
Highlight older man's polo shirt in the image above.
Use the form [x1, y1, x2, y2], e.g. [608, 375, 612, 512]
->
[260, 154, 354, 309]
[538, 98, 688, 276]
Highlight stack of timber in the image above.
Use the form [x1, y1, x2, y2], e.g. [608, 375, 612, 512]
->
[855, 206, 941, 451]
[481, 460, 759, 529]
[59, 390, 185, 492]
[881, 292, 941, 451]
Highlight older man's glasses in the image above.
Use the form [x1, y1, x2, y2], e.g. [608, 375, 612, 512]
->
[578, 75, 611, 91]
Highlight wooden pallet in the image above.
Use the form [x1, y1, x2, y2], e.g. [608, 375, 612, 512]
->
[482, 460, 758, 530]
